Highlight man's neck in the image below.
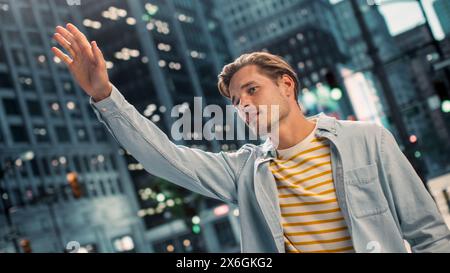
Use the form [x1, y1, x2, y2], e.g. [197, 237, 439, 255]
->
[276, 108, 316, 150]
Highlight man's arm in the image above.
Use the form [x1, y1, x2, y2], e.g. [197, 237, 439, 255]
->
[379, 127, 450, 252]
[50, 24, 249, 204]
[90, 85, 250, 204]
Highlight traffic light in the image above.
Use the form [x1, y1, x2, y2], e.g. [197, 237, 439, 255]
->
[66, 172, 82, 199]
[408, 135, 422, 158]
[405, 135, 427, 182]
[433, 80, 450, 113]
[409, 134, 417, 144]
[192, 224, 201, 234]
[20, 239, 32, 253]
[191, 215, 201, 234]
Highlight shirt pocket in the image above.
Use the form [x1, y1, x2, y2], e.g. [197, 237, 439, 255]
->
[344, 163, 389, 218]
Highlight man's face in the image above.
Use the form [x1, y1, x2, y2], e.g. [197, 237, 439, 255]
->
[228, 65, 292, 136]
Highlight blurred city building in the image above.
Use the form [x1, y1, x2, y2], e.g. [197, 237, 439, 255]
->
[394, 24, 450, 176]
[254, 26, 355, 119]
[213, 0, 347, 56]
[212, 0, 355, 118]
[0, 0, 148, 253]
[333, 0, 450, 179]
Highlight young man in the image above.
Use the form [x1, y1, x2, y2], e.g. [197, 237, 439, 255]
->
[51, 24, 450, 253]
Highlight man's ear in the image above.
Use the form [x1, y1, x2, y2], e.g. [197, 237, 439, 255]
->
[280, 74, 295, 98]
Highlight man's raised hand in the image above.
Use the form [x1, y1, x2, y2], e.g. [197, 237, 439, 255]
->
[51, 23, 112, 102]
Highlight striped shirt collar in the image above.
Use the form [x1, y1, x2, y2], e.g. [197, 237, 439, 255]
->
[275, 120, 318, 160]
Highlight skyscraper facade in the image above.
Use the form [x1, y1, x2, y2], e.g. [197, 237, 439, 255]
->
[0, 0, 148, 253]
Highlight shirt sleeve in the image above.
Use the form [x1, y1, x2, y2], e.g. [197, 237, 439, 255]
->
[89, 84, 251, 204]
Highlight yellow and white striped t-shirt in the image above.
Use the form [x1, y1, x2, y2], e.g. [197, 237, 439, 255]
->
[269, 123, 354, 253]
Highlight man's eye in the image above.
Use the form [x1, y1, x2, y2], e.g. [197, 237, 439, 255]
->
[248, 87, 257, 94]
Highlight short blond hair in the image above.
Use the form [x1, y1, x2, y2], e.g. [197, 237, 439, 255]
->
[217, 52, 299, 99]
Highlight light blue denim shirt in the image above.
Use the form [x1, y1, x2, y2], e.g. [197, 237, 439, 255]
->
[90, 85, 450, 253]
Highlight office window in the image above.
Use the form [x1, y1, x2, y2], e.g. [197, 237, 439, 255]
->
[59, 183, 69, 202]
[0, 72, 13, 89]
[27, 100, 43, 117]
[99, 180, 107, 196]
[87, 180, 97, 197]
[20, 7, 37, 27]
[68, 102, 82, 119]
[30, 158, 40, 176]
[33, 125, 50, 143]
[55, 126, 70, 143]
[7, 31, 22, 44]
[116, 178, 124, 194]
[49, 156, 62, 174]
[109, 154, 117, 170]
[10, 124, 29, 143]
[76, 127, 89, 142]
[28, 32, 43, 47]
[0, 3, 14, 25]
[0, 41, 5, 64]
[48, 101, 63, 118]
[73, 155, 83, 173]
[3, 98, 22, 116]
[108, 179, 116, 195]
[13, 188, 25, 207]
[17, 0, 32, 7]
[83, 155, 91, 172]
[41, 10, 55, 27]
[94, 126, 108, 142]
[41, 157, 51, 175]
[62, 81, 75, 94]
[34, 52, 49, 70]
[12, 48, 29, 67]
[41, 77, 57, 94]
[19, 75, 35, 92]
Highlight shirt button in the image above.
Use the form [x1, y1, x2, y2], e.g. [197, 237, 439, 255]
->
[101, 108, 107, 112]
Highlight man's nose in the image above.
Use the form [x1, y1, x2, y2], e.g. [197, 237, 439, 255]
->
[239, 94, 252, 109]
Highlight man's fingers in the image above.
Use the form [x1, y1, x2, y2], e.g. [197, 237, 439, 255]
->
[51, 47, 72, 66]
[53, 33, 76, 58]
[55, 26, 80, 53]
[66, 23, 92, 55]
[91, 41, 104, 66]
